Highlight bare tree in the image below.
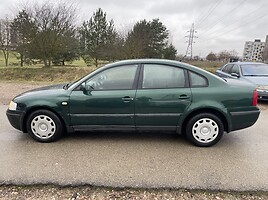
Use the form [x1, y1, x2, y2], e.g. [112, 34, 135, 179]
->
[206, 52, 217, 61]
[0, 17, 12, 66]
[25, 1, 77, 67]
[218, 50, 231, 62]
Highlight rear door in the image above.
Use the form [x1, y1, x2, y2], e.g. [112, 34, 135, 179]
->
[134, 64, 192, 131]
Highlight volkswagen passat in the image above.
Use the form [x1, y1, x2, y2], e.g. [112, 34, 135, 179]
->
[6, 59, 260, 147]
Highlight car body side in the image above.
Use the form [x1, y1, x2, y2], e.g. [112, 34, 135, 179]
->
[7, 59, 260, 137]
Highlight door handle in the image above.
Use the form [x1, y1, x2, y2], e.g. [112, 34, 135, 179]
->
[122, 96, 134, 102]
[179, 95, 190, 100]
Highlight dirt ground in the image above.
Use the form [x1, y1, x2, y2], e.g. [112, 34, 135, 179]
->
[0, 185, 268, 200]
[0, 82, 45, 105]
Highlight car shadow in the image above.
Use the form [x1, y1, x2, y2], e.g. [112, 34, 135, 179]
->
[63, 131, 190, 145]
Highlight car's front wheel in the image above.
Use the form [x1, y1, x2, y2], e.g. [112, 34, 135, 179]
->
[186, 113, 224, 147]
[26, 110, 63, 142]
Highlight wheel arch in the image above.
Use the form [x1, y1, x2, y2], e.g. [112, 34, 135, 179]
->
[181, 108, 229, 135]
[22, 106, 67, 133]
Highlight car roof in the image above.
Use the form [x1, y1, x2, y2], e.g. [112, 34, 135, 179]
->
[105, 59, 183, 66]
[103, 58, 212, 75]
[229, 62, 267, 65]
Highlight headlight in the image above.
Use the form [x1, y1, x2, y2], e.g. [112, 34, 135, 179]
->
[8, 101, 17, 111]
[256, 85, 268, 92]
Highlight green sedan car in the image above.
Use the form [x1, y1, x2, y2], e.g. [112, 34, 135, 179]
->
[6, 59, 260, 147]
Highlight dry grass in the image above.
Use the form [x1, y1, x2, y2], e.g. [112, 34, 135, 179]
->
[0, 60, 226, 83]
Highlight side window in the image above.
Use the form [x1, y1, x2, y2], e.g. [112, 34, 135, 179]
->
[189, 71, 208, 87]
[230, 65, 240, 75]
[142, 64, 185, 89]
[222, 64, 233, 74]
[85, 65, 138, 90]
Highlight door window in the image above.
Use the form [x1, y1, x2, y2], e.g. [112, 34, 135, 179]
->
[85, 65, 138, 90]
[230, 65, 240, 75]
[189, 71, 208, 87]
[222, 64, 233, 74]
[142, 64, 185, 89]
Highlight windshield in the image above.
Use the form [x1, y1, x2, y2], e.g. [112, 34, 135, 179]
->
[241, 64, 268, 76]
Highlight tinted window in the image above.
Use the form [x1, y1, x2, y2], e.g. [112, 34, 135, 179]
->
[222, 64, 233, 74]
[189, 71, 208, 87]
[142, 64, 185, 89]
[86, 65, 138, 90]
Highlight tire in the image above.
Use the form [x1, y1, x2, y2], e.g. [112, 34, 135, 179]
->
[26, 109, 63, 142]
[186, 113, 224, 147]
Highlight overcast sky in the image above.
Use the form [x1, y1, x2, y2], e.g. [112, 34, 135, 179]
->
[1, 0, 268, 58]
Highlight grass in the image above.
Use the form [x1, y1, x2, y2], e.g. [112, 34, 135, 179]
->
[0, 51, 20, 66]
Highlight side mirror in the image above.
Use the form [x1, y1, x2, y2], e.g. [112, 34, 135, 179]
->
[80, 82, 92, 95]
[231, 73, 240, 78]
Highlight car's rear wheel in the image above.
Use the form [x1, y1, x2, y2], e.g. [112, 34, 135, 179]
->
[26, 110, 63, 142]
[186, 113, 224, 147]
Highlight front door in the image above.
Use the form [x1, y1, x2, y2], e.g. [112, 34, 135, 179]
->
[69, 64, 139, 131]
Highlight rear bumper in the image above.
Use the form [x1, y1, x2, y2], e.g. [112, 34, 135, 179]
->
[6, 109, 24, 131]
[230, 109, 260, 131]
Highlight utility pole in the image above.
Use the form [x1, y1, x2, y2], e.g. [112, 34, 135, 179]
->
[185, 23, 197, 59]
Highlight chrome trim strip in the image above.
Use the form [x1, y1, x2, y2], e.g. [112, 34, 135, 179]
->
[71, 114, 134, 117]
[71, 113, 181, 117]
[136, 113, 181, 117]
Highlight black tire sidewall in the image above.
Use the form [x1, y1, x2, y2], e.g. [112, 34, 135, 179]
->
[26, 109, 63, 142]
[186, 113, 224, 147]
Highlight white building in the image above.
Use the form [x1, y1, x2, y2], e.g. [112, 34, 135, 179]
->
[243, 39, 265, 62]
[263, 35, 268, 62]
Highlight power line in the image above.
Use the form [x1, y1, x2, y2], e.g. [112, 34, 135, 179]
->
[195, 0, 224, 29]
[194, 0, 216, 26]
[202, 2, 268, 38]
[208, 12, 268, 41]
[198, 0, 248, 37]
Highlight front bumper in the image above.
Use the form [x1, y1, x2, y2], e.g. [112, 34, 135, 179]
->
[230, 109, 260, 131]
[6, 109, 24, 131]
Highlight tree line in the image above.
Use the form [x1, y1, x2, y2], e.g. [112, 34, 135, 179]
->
[206, 50, 239, 62]
[0, 2, 177, 67]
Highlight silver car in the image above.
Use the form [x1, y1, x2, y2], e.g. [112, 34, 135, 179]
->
[215, 62, 268, 100]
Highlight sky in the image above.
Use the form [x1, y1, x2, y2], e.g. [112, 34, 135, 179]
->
[1, 0, 268, 58]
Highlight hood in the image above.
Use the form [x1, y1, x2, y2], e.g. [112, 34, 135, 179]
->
[14, 83, 66, 99]
[27, 83, 66, 92]
[243, 76, 268, 86]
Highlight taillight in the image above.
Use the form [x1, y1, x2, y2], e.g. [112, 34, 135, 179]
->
[252, 89, 258, 106]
